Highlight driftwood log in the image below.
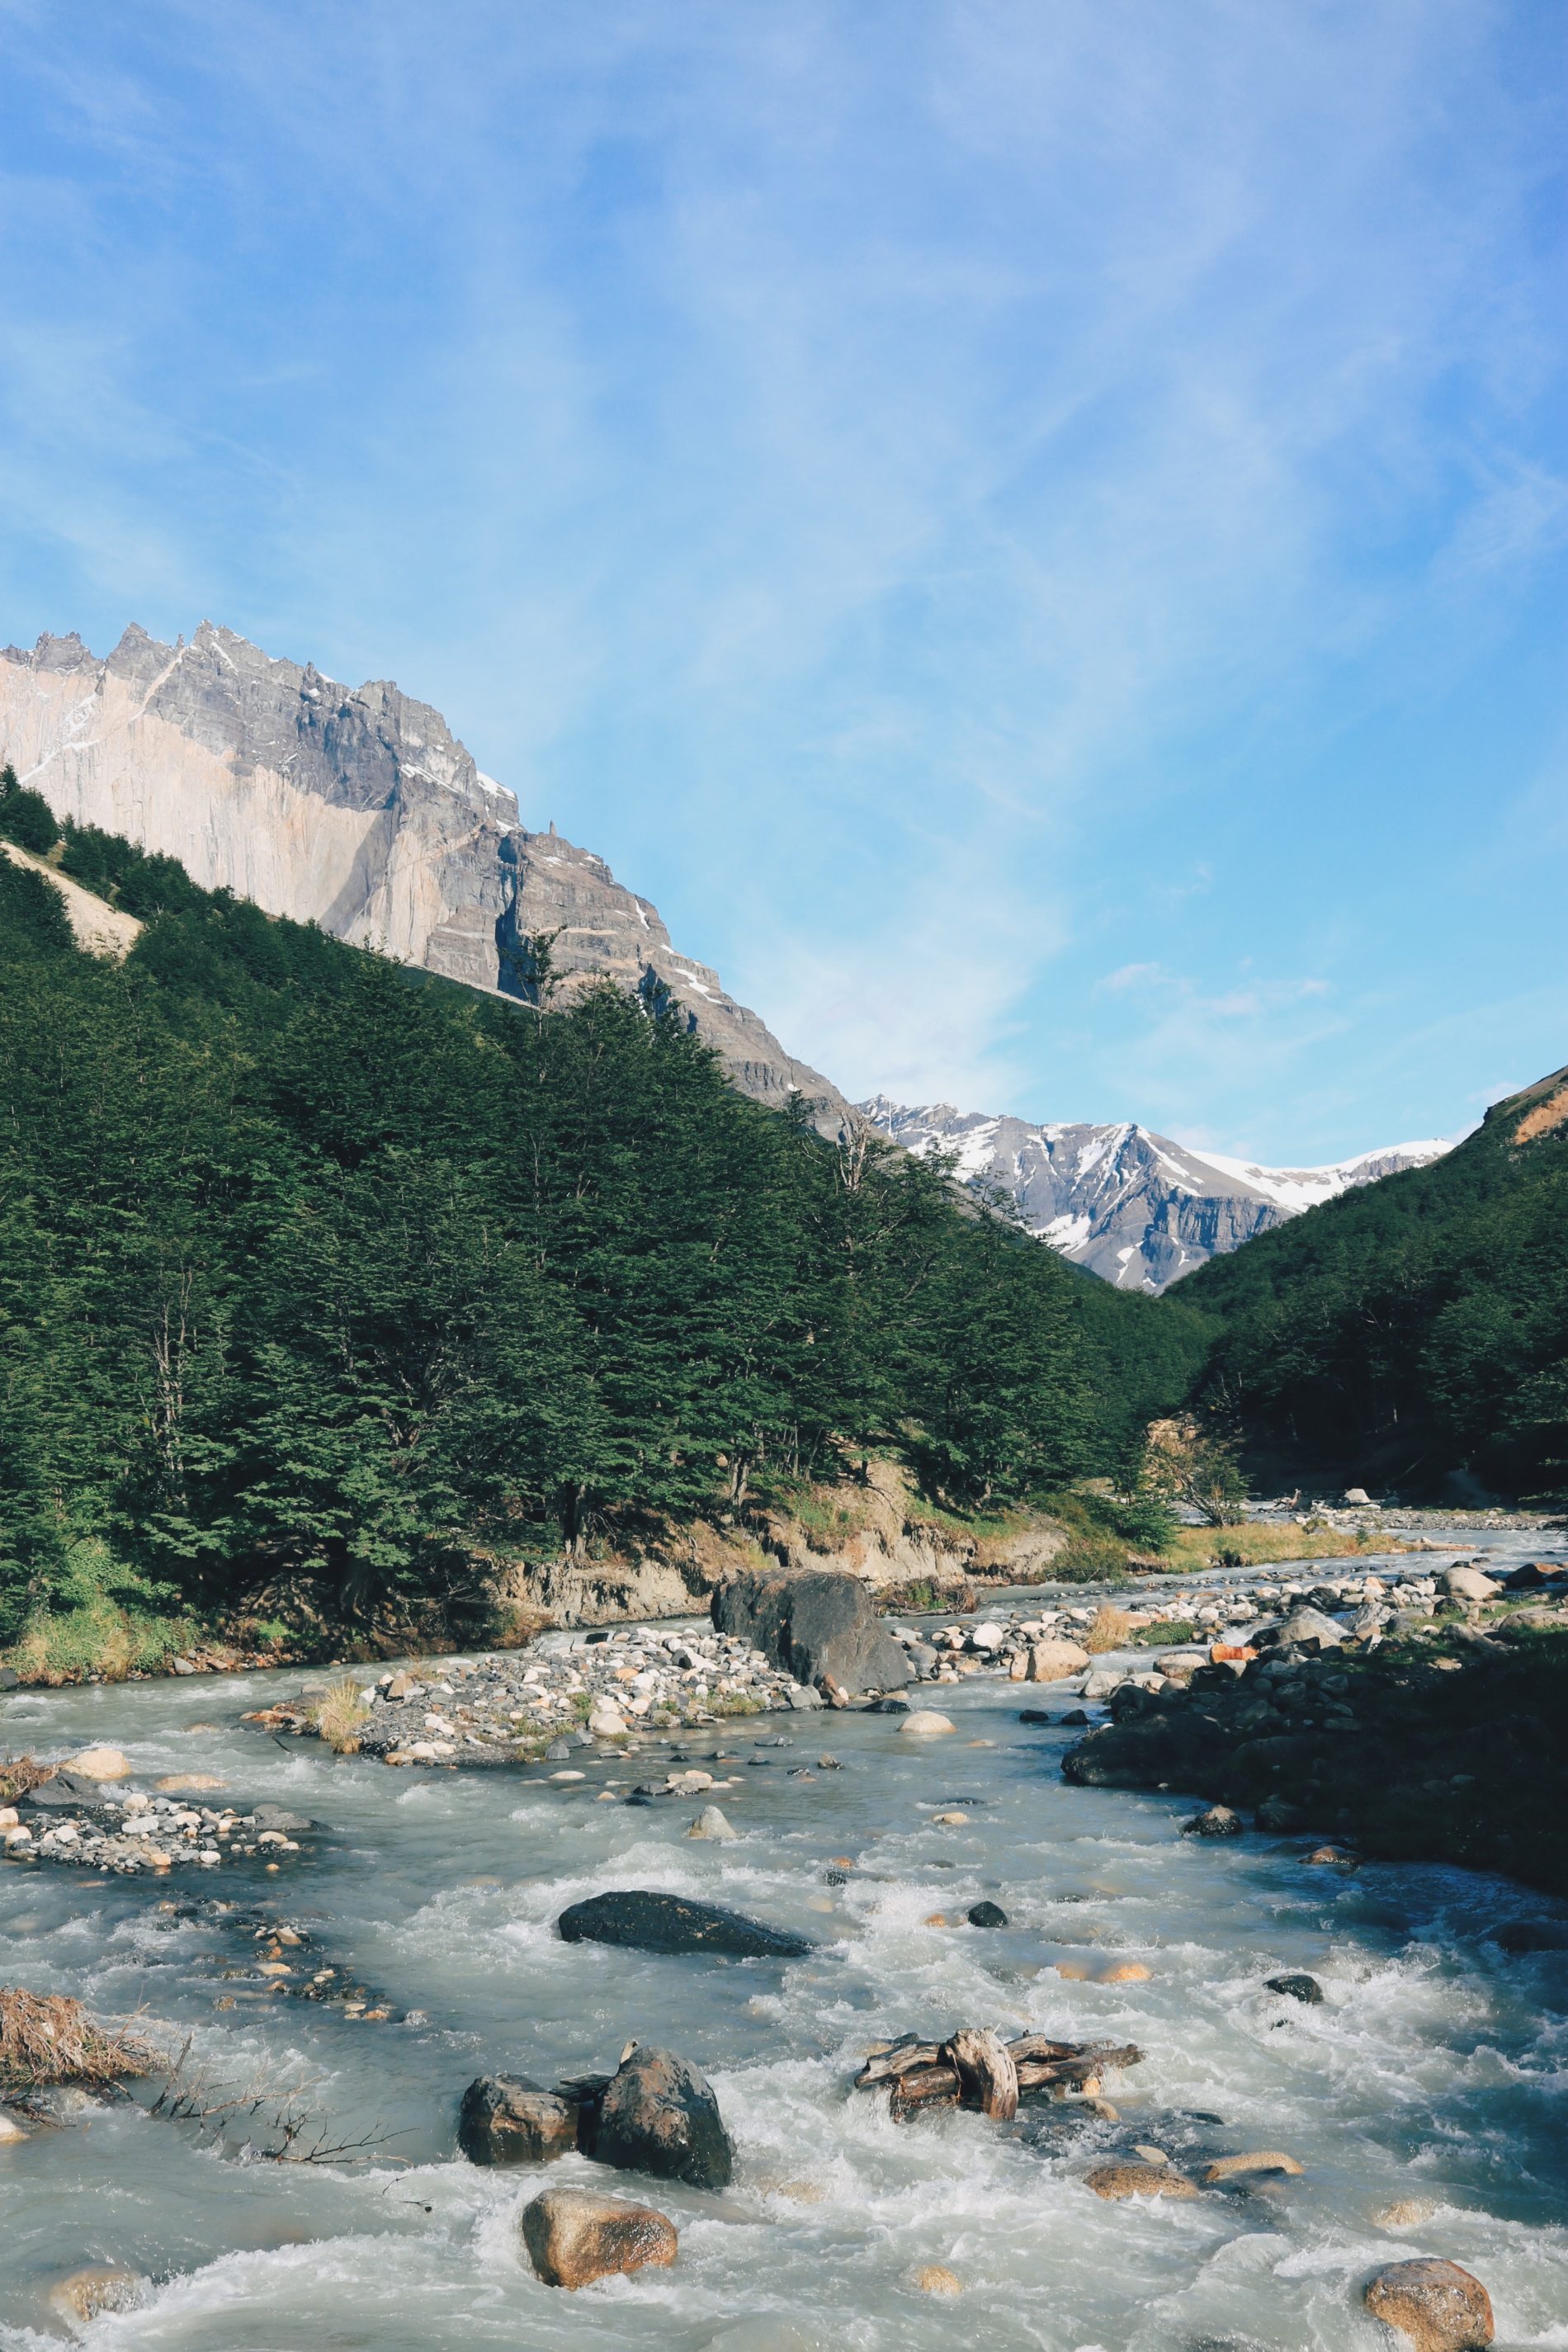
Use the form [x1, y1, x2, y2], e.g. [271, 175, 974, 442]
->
[857, 2030, 1141, 2123]
[944, 2028, 1018, 2121]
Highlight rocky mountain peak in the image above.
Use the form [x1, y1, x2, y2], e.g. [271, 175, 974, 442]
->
[0, 621, 849, 1127]
[862, 1098, 1453, 1291]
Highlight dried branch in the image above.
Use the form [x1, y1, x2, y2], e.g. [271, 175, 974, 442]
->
[146, 2038, 409, 2165]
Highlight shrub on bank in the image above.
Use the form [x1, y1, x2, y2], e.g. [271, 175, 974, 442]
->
[2, 1542, 197, 1684]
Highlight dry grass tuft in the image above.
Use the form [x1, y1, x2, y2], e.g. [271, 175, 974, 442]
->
[311, 1675, 366, 1754]
[0, 1988, 152, 2095]
[1084, 1605, 1136, 1654]
[0, 1755, 54, 1805]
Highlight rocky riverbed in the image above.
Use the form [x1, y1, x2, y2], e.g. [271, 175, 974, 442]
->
[3, 1535, 1567, 2349]
[232, 1557, 1499, 1773]
[243, 1623, 819, 1766]
[1061, 1562, 1568, 1892]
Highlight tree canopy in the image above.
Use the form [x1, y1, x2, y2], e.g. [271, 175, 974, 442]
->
[1178, 1074, 1568, 1504]
[0, 823, 1201, 1636]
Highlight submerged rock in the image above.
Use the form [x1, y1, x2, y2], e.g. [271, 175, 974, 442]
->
[556, 1889, 813, 1959]
[47, 2269, 148, 2323]
[1084, 2162, 1197, 2201]
[1183, 1805, 1242, 1839]
[899, 1711, 956, 1738]
[914, 2265, 964, 2295]
[589, 2044, 734, 2189]
[1265, 1972, 1325, 2004]
[1363, 2258, 1494, 2351]
[520, 2185, 678, 2289]
[1203, 2150, 1302, 2182]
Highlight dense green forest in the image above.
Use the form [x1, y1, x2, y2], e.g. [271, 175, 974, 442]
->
[0, 779, 1202, 1644]
[1179, 1074, 1568, 1504]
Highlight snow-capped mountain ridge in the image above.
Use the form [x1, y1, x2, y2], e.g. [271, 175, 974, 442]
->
[859, 1096, 1454, 1292]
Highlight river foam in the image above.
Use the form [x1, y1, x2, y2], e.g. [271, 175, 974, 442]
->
[3, 1547, 1566, 2348]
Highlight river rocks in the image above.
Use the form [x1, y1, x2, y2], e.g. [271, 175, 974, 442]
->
[966, 1901, 1008, 1929]
[1027, 1640, 1091, 1682]
[712, 1568, 911, 1697]
[1268, 1607, 1347, 1652]
[1182, 1805, 1242, 1838]
[26, 1769, 108, 1806]
[898, 1711, 956, 1738]
[1491, 1917, 1568, 1953]
[1202, 2150, 1302, 2182]
[556, 1889, 813, 1959]
[1373, 2199, 1439, 2229]
[1084, 2162, 1197, 2200]
[47, 2268, 148, 2322]
[7, 1783, 309, 1874]
[252, 1624, 805, 1769]
[914, 2265, 964, 2295]
[0, 2109, 29, 2143]
[458, 2074, 579, 2165]
[1060, 1612, 1568, 1885]
[1442, 1566, 1500, 1603]
[590, 2044, 735, 2189]
[1363, 2259, 1494, 2350]
[65, 1746, 131, 1780]
[1265, 1972, 1325, 2004]
[520, 2185, 678, 2289]
[687, 1805, 738, 1840]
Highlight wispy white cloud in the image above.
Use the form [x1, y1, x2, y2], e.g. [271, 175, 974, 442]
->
[0, 0, 1563, 1153]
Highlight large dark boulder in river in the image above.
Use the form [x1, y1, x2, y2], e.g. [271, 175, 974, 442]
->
[556, 1889, 813, 1959]
[458, 2073, 579, 2165]
[588, 2044, 734, 2189]
[712, 1566, 910, 1695]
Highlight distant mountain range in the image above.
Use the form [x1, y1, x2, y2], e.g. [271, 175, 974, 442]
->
[1, 619, 1454, 1290]
[859, 1098, 1454, 1292]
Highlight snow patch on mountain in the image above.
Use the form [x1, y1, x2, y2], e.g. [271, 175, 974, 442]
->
[860, 1096, 1455, 1292]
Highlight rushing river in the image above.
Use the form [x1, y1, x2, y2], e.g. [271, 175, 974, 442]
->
[4, 1542, 1567, 2350]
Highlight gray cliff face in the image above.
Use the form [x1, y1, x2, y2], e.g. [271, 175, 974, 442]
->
[860, 1098, 1453, 1292]
[0, 623, 849, 1126]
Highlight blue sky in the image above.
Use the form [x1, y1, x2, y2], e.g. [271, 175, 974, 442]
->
[2, 1, 1564, 1162]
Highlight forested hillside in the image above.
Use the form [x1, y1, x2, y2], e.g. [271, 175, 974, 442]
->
[1179, 1070, 1568, 1503]
[0, 787, 1201, 1647]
